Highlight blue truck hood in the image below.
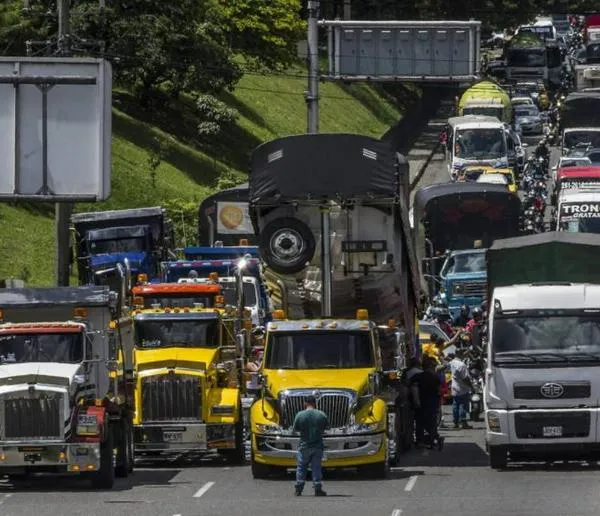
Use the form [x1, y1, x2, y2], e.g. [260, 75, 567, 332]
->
[164, 259, 261, 282]
[183, 246, 260, 260]
[90, 251, 148, 271]
[445, 271, 487, 282]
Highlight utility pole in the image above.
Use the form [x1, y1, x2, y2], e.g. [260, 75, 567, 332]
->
[306, 0, 319, 134]
[55, 0, 73, 286]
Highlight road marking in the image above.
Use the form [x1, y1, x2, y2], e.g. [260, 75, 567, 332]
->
[193, 481, 215, 498]
[391, 510, 403, 516]
[223, 466, 231, 470]
[404, 475, 418, 492]
[0, 494, 12, 506]
[173, 514, 182, 516]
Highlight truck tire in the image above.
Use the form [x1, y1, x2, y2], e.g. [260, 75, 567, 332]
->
[259, 217, 315, 275]
[360, 461, 389, 479]
[115, 419, 133, 478]
[489, 446, 507, 470]
[250, 448, 280, 479]
[222, 407, 246, 465]
[91, 429, 115, 489]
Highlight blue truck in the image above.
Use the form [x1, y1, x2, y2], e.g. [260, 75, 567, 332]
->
[163, 244, 271, 327]
[72, 207, 174, 287]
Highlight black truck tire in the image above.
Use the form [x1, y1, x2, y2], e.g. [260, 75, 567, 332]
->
[92, 428, 115, 489]
[360, 460, 389, 479]
[258, 217, 315, 275]
[489, 446, 508, 470]
[222, 407, 246, 465]
[115, 419, 133, 478]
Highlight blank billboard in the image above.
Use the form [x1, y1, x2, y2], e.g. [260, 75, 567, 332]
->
[0, 58, 112, 201]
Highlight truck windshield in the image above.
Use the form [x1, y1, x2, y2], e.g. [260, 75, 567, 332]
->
[220, 283, 257, 307]
[141, 294, 216, 308]
[563, 131, 600, 149]
[442, 253, 486, 275]
[559, 202, 600, 233]
[507, 48, 545, 67]
[265, 331, 374, 369]
[89, 237, 146, 254]
[462, 107, 504, 118]
[134, 319, 219, 348]
[0, 333, 83, 364]
[493, 315, 600, 362]
[455, 128, 506, 160]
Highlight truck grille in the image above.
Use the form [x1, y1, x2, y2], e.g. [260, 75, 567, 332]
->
[514, 411, 590, 439]
[4, 395, 63, 440]
[454, 281, 486, 297]
[513, 382, 591, 400]
[280, 391, 353, 429]
[141, 376, 201, 422]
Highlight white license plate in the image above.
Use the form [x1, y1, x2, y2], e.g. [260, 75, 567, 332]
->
[543, 426, 563, 438]
[77, 415, 97, 426]
[163, 431, 183, 442]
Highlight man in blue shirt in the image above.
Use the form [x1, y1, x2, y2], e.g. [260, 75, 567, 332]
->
[292, 395, 328, 497]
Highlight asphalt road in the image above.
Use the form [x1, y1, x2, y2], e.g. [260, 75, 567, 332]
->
[0, 110, 579, 516]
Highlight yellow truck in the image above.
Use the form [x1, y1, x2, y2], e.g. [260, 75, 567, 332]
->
[131, 303, 248, 463]
[250, 309, 406, 479]
[458, 80, 512, 123]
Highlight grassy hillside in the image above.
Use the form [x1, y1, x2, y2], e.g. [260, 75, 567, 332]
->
[0, 68, 410, 286]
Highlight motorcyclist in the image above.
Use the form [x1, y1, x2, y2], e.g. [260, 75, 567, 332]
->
[453, 305, 470, 327]
[432, 307, 455, 337]
[465, 306, 483, 334]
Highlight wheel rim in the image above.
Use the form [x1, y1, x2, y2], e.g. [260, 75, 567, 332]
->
[269, 228, 304, 265]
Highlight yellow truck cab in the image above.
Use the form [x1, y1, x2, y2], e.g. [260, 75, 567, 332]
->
[132, 304, 247, 463]
[250, 309, 389, 479]
[460, 165, 518, 193]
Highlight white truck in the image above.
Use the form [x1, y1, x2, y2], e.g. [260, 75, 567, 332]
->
[485, 232, 600, 468]
[0, 286, 134, 487]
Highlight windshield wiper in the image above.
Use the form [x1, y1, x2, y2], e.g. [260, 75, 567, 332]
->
[494, 352, 538, 363]
[530, 352, 569, 362]
[565, 352, 600, 362]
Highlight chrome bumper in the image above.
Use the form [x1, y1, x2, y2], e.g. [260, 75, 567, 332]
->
[254, 432, 385, 460]
[134, 422, 235, 452]
[0, 441, 100, 471]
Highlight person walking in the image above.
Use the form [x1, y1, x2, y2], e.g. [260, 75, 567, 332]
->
[292, 395, 328, 497]
[449, 349, 473, 430]
[413, 356, 445, 450]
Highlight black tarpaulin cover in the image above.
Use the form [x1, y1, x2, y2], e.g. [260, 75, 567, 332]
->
[249, 134, 399, 203]
[487, 231, 600, 289]
[562, 91, 600, 128]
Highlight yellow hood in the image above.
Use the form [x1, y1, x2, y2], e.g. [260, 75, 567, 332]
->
[263, 368, 373, 396]
[135, 347, 218, 371]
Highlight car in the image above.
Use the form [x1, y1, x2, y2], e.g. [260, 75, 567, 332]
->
[476, 173, 510, 187]
[514, 105, 543, 135]
[552, 156, 592, 181]
[511, 96, 535, 108]
[586, 148, 600, 164]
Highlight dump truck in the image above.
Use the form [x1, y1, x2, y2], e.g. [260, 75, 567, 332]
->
[505, 32, 562, 89]
[0, 286, 134, 488]
[458, 80, 512, 123]
[131, 303, 249, 463]
[248, 134, 421, 476]
[72, 207, 174, 286]
[485, 232, 600, 468]
[559, 90, 600, 156]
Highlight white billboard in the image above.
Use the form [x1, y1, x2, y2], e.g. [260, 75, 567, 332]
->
[0, 58, 112, 201]
[216, 201, 253, 234]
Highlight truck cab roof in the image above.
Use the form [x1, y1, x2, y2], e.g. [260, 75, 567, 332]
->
[0, 322, 86, 333]
[267, 319, 376, 332]
[492, 283, 600, 311]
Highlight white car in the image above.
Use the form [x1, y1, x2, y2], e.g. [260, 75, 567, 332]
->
[476, 173, 509, 187]
[511, 96, 535, 107]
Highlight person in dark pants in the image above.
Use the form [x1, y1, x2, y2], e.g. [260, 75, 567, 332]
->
[292, 395, 328, 497]
[413, 356, 444, 450]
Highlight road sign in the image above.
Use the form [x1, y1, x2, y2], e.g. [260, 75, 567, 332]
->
[320, 20, 481, 82]
[0, 57, 112, 201]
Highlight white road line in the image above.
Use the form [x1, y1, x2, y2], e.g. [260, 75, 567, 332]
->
[404, 475, 418, 492]
[193, 481, 215, 498]
[0, 494, 12, 506]
[391, 509, 403, 516]
[173, 514, 182, 516]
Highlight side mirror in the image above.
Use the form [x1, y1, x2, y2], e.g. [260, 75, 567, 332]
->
[258, 308, 266, 319]
[107, 329, 118, 361]
[368, 372, 381, 395]
[236, 333, 245, 356]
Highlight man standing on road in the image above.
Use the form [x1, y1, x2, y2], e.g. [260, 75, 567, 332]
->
[293, 395, 328, 497]
[449, 350, 473, 430]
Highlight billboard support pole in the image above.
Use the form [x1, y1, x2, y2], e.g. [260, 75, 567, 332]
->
[306, 0, 319, 134]
[55, 0, 73, 287]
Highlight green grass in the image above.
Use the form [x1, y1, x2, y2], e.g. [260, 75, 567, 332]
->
[0, 66, 408, 286]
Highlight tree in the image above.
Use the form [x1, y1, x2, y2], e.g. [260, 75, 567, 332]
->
[220, 0, 305, 70]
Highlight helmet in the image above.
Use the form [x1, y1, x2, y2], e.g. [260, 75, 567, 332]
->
[472, 307, 483, 319]
[460, 304, 469, 314]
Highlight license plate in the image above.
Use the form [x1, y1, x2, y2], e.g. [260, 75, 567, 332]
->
[24, 453, 42, 463]
[77, 415, 97, 426]
[543, 426, 563, 437]
[163, 431, 183, 442]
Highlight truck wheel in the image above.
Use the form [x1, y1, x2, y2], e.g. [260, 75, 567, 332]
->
[360, 461, 388, 479]
[222, 408, 246, 465]
[91, 428, 115, 489]
[401, 410, 414, 452]
[259, 217, 315, 275]
[250, 448, 279, 479]
[489, 446, 507, 470]
[115, 419, 133, 478]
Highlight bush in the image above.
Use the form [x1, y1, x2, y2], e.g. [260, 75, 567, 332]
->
[196, 95, 238, 138]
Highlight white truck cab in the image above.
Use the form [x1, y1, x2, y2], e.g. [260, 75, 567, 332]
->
[486, 283, 600, 468]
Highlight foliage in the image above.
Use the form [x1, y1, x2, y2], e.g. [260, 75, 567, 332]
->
[220, 0, 305, 70]
[196, 94, 239, 139]
[162, 199, 199, 249]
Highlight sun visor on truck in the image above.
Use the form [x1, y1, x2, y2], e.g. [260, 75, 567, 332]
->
[249, 134, 401, 203]
[487, 231, 600, 287]
[414, 183, 521, 252]
[86, 225, 150, 242]
[562, 92, 600, 128]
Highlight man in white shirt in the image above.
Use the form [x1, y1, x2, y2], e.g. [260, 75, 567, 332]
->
[449, 350, 473, 430]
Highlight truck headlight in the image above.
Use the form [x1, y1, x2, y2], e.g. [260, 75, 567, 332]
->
[255, 423, 282, 435]
[349, 423, 380, 434]
[211, 405, 235, 415]
[487, 412, 501, 432]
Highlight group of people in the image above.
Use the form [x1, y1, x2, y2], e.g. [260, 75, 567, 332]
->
[406, 303, 487, 450]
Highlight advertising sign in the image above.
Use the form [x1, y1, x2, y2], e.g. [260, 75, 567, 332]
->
[216, 202, 252, 234]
